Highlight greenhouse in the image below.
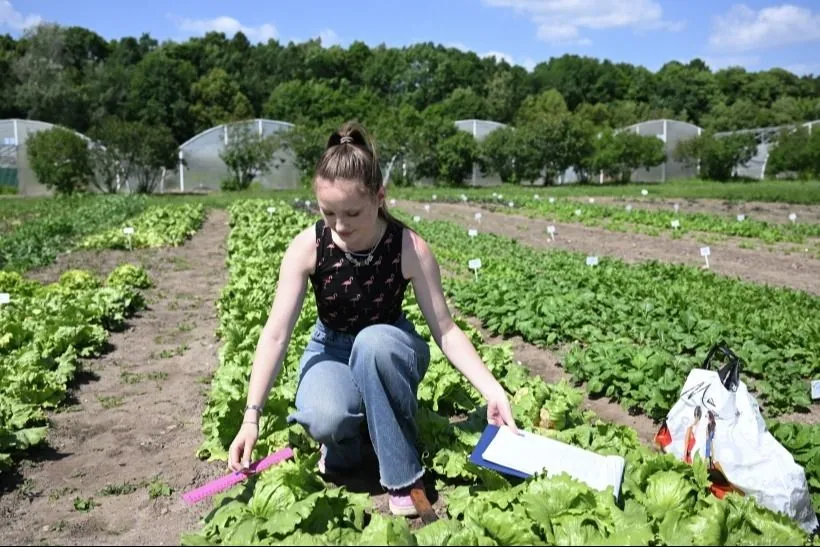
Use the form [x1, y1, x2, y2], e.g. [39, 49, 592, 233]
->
[615, 119, 702, 183]
[166, 119, 301, 192]
[715, 119, 820, 180]
[0, 119, 94, 196]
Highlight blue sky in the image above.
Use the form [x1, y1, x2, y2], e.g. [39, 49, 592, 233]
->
[3, 0, 820, 75]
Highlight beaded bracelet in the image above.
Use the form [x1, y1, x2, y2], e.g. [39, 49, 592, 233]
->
[245, 404, 263, 415]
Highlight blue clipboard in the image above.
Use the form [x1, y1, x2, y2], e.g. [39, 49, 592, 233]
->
[468, 424, 531, 479]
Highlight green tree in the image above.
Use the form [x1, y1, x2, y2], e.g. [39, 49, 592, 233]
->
[370, 105, 424, 186]
[515, 89, 569, 125]
[218, 123, 284, 190]
[766, 126, 820, 179]
[478, 126, 519, 183]
[126, 50, 196, 144]
[485, 67, 531, 123]
[436, 130, 478, 185]
[130, 123, 178, 194]
[263, 80, 347, 123]
[13, 24, 92, 131]
[674, 132, 757, 181]
[425, 87, 489, 121]
[88, 117, 149, 193]
[190, 68, 255, 133]
[26, 127, 93, 195]
[592, 130, 666, 183]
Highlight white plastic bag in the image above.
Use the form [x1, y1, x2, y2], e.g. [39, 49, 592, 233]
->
[655, 343, 818, 534]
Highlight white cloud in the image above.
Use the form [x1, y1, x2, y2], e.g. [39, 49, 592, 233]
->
[318, 28, 340, 47]
[482, 0, 683, 44]
[171, 14, 277, 43]
[0, 0, 41, 31]
[709, 4, 820, 52]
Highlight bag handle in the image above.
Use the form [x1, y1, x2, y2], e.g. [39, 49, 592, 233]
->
[702, 341, 742, 392]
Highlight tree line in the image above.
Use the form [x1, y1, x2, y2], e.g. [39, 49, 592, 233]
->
[3, 23, 819, 194]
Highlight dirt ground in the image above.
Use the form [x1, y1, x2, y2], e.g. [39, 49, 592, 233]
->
[563, 196, 820, 226]
[396, 199, 820, 296]
[0, 210, 230, 546]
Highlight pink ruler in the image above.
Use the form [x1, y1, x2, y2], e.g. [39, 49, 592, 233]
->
[182, 446, 294, 505]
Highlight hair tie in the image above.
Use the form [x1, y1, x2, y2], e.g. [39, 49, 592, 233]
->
[340, 136, 353, 144]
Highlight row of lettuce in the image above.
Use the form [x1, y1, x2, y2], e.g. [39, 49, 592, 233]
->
[186, 199, 816, 545]
[396, 211, 820, 515]
[0, 265, 152, 471]
[390, 187, 820, 244]
[0, 195, 206, 272]
[398, 212, 819, 418]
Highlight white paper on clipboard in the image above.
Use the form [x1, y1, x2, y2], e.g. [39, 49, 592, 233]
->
[481, 426, 627, 498]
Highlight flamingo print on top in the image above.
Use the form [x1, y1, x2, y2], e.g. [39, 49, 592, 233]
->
[309, 218, 410, 334]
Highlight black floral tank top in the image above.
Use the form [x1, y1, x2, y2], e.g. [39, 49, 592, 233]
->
[308, 218, 410, 334]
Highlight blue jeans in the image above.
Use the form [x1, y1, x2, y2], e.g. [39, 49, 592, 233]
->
[287, 313, 431, 490]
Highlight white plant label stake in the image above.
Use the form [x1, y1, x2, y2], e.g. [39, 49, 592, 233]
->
[700, 246, 711, 269]
[549, 197, 556, 204]
[474, 212, 482, 223]
[671, 219, 680, 230]
[811, 380, 820, 400]
[674, 203, 680, 213]
[123, 226, 135, 251]
[625, 204, 632, 212]
[0, 293, 9, 305]
[508, 201, 514, 208]
[547, 225, 556, 241]
[641, 189, 648, 196]
[413, 215, 421, 223]
[737, 214, 745, 222]
[468, 258, 482, 281]
[575, 209, 582, 216]
[432, 194, 437, 201]
[586, 256, 599, 267]
[588, 198, 595, 204]
[267, 206, 276, 215]
[468, 229, 478, 238]
[534, 194, 540, 200]
[789, 213, 797, 223]
[424, 204, 430, 212]
[390, 199, 397, 206]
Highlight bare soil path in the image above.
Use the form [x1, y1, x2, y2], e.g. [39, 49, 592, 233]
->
[396, 200, 820, 295]
[0, 209, 230, 546]
[563, 195, 820, 226]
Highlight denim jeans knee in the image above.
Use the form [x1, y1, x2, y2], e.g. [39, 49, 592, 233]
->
[288, 314, 432, 489]
[349, 318, 431, 489]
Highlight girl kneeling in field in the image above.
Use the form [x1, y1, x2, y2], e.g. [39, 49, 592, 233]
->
[228, 121, 518, 517]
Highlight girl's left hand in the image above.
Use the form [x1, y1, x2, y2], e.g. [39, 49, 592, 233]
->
[486, 389, 521, 435]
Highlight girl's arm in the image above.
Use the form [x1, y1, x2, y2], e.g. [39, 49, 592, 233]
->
[403, 229, 519, 433]
[242, 227, 315, 424]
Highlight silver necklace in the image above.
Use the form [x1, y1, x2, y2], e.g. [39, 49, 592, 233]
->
[343, 223, 386, 267]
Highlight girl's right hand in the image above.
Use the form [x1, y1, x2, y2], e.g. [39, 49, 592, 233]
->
[228, 423, 259, 473]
